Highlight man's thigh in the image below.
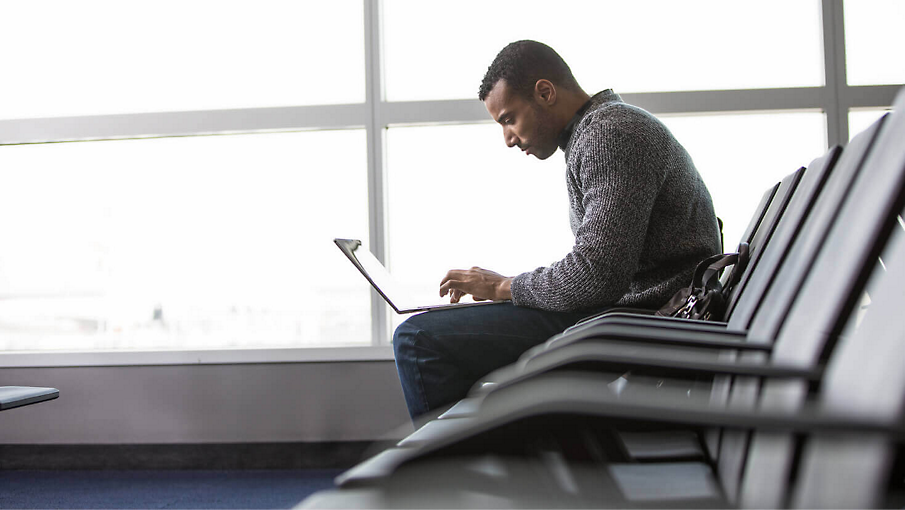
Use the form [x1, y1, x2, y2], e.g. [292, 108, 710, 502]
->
[399, 303, 601, 382]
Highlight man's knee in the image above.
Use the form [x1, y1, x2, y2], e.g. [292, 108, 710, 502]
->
[392, 319, 419, 358]
[392, 316, 439, 365]
[393, 313, 445, 354]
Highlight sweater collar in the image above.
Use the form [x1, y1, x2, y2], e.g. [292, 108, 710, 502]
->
[557, 89, 622, 152]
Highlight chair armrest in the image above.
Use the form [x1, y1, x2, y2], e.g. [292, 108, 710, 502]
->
[336, 370, 899, 488]
[568, 311, 728, 334]
[526, 342, 817, 381]
[575, 307, 656, 324]
[476, 339, 813, 401]
[408, 372, 900, 455]
[484, 372, 902, 439]
[545, 322, 762, 354]
[0, 386, 59, 411]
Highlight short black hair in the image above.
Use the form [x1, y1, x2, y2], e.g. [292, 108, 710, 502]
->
[478, 40, 580, 101]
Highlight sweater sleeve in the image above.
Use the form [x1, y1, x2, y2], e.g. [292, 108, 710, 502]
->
[510, 111, 667, 311]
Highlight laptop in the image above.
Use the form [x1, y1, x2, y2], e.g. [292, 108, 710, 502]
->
[334, 238, 508, 314]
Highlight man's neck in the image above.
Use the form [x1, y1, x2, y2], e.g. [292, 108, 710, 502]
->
[555, 89, 593, 151]
[556, 89, 592, 129]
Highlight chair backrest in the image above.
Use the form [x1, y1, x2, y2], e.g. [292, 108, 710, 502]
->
[738, 181, 779, 250]
[789, 215, 905, 509]
[726, 146, 841, 330]
[735, 213, 905, 509]
[736, 94, 905, 506]
[707, 127, 879, 496]
[710, 112, 894, 502]
[770, 113, 900, 370]
[746, 171, 802, 260]
[741, 116, 887, 344]
[721, 168, 804, 321]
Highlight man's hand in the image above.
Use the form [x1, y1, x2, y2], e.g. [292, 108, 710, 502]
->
[439, 267, 513, 303]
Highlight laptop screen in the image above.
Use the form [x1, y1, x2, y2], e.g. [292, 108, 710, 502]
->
[335, 238, 414, 312]
[335, 238, 501, 313]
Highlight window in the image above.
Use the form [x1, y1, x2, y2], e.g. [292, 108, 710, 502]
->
[382, 0, 823, 101]
[0, 0, 900, 360]
[0, 130, 371, 351]
[844, 0, 905, 86]
[0, 0, 365, 120]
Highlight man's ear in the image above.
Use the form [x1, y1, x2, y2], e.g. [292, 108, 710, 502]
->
[534, 79, 556, 106]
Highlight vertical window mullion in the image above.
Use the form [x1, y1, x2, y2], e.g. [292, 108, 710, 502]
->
[365, 0, 390, 345]
[822, 0, 849, 147]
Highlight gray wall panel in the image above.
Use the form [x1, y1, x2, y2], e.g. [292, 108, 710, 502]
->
[0, 362, 411, 444]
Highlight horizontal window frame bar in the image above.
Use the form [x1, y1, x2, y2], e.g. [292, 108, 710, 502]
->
[623, 87, 831, 115]
[0, 345, 395, 368]
[842, 84, 903, 109]
[379, 87, 836, 126]
[378, 98, 489, 126]
[376, 85, 898, 126]
[0, 104, 369, 145]
[3, 86, 900, 145]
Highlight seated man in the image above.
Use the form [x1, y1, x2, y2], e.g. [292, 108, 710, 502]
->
[393, 40, 721, 422]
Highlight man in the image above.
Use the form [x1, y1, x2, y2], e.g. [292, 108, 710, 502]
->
[393, 40, 721, 421]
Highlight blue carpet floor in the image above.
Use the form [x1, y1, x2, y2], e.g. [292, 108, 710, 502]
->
[0, 469, 342, 509]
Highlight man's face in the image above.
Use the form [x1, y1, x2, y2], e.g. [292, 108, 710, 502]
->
[483, 80, 559, 160]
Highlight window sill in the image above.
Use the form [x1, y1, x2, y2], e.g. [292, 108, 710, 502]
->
[0, 345, 395, 368]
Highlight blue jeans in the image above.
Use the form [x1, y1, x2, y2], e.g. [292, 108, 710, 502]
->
[392, 302, 608, 420]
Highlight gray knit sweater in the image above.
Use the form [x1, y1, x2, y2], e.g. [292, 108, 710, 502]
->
[510, 90, 722, 312]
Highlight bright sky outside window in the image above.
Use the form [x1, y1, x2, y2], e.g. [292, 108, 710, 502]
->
[0, 0, 365, 120]
[848, 109, 892, 141]
[0, 130, 371, 351]
[844, 0, 905, 86]
[382, 0, 823, 102]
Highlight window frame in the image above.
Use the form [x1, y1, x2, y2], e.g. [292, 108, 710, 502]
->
[0, 0, 900, 367]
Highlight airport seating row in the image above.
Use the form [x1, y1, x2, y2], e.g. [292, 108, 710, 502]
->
[301, 87, 905, 508]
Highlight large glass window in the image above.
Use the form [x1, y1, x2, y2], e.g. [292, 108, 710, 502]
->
[844, 0, 905, 86]
[0, 130, 371, 351]
[0, 0, 365, 120]
[0, 0, 897, 358]
[383, 0, 823, 101]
